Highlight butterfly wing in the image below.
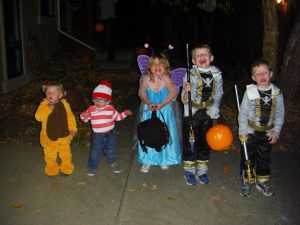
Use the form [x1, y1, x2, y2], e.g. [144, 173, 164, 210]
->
[137, 55, 150, 78]
[171, 68, 187, 94]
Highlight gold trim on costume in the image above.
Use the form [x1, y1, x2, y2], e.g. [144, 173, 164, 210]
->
[183, 161, 196, 169]
[256, 175, 270, 183]
[196, 160, 208, 167]
[248, 120, 274, 132]
[191, 99, 213, 109]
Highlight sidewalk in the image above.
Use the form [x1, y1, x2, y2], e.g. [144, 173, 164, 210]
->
[1, 115, 300, 225]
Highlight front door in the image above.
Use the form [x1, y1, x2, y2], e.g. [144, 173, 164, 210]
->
[3, 0, 23, 79]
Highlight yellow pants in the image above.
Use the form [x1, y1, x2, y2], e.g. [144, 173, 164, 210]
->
[43, 138, 74, 176]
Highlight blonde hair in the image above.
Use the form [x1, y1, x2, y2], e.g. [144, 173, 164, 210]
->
[251, 59, 272, 75]
[146, 54, 171, 82]
[191, 44, 213, 59]
[41, 81, 66, 97]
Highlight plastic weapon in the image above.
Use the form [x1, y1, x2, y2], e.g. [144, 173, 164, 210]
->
[234, 85, 255, 184]
[186, 44, 195, 152]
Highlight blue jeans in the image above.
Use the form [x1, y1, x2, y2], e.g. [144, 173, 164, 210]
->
[87, 130, 117, 170]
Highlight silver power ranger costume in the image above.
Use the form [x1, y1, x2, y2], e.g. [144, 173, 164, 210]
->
[181, 65, 223, 176]
[238, 84, 285, 183]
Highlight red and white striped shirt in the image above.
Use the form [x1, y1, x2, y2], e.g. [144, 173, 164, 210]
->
[80, 104, 128, 133]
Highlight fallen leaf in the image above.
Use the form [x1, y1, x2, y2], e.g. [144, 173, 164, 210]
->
[35, 209, 44, 213]
[167, 197, 176, 201]
[8, 177, 17, 183]
[150, 184, 157, 191]
[211, 195, 221, 201]
[142, 183, 148, 188]
[77, 182, 86, 186]
[223, 166, 230, 174]
[12, 203, 22, 208]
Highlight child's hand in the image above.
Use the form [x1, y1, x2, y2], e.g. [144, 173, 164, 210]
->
[148, 104, 156, 111]
[82, 111, 91, 118]
[268, 132, 278, 144]
[185, 82, 192, 92]
[124, 110, 132, 116]
[48, 103, 54, 110]
[69, 130, 77, 137]
[155, 103, 163, 110]
[239, 135, 248, 144]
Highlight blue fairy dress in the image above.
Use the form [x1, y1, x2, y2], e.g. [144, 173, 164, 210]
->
[134, 78, 182, 167]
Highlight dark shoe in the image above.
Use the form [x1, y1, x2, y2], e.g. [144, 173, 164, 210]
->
[240, 183, 251, 197]
[184, 171, 196, 186]
[198, 174, 209, 184]
[110, 163, 122, 174]
[256, 181, 274, 197]
[59, 172, 69, 177]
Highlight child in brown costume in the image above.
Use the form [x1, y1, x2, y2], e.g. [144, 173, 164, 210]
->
[35, 81, 77, 176]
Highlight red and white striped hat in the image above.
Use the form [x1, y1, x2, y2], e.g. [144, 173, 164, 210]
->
[92, 80, 112, 101]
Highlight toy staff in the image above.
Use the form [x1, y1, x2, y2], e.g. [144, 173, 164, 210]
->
[234, 85, 253, 183]
[186, 44, 195, 152]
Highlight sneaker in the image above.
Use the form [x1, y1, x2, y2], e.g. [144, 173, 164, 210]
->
[184, 171, 196, 186]
[240, 183, 251, 198]
[256, 181, 274, 197]
[161, 165, 169, 170]
[140, 164, 151, 173]
[198, 174, 209, 184]
[59, 172, 69, 177]
[110, 163, 122, 174]
[87, 169, 96, 176]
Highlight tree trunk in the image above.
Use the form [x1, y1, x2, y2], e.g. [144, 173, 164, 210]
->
[278, 14, 300, 103]
[262, 0, 278, 77]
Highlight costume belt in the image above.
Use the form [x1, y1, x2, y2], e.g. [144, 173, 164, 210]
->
[191, 99, 213, 109]
[248, 120, 274, 132]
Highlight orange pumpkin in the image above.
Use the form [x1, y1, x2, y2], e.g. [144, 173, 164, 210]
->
[135, 47, 148, 56]
[80, 54, 93, 64]
[206, 124, 233, 151]
[95, 23, 104, 32]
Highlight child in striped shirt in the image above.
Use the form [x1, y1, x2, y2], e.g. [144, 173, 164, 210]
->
[80, 80, 132, 176]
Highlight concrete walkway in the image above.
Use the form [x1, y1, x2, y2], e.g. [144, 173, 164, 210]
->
[95, 49, 133, 71]
[1, 109, 300, 225]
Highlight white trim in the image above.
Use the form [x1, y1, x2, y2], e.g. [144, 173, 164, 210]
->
[37, 0, 41, 25]
[0, 0, 8, 92]
[94, 85, 112, 95]
[19, 0, 27, 75]
[0, 0, 30, 94]
[57, 0, 96, 51]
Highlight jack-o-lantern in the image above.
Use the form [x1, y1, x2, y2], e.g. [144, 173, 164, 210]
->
[95, 23, 104, 32]
[135, 47, 147, 56]
[206, 124, 233, 151]
[80, 54, 93, 64]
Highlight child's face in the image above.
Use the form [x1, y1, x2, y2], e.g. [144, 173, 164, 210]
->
[192, 48, 214, 69]
[149, 58, 166, 76]
[45, 86, 63, 104]
[252, 64, 273, 88]
[93, 98, 109, 108]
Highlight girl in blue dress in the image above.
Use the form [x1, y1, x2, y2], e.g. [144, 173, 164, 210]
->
[134, 53, 182, 173]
